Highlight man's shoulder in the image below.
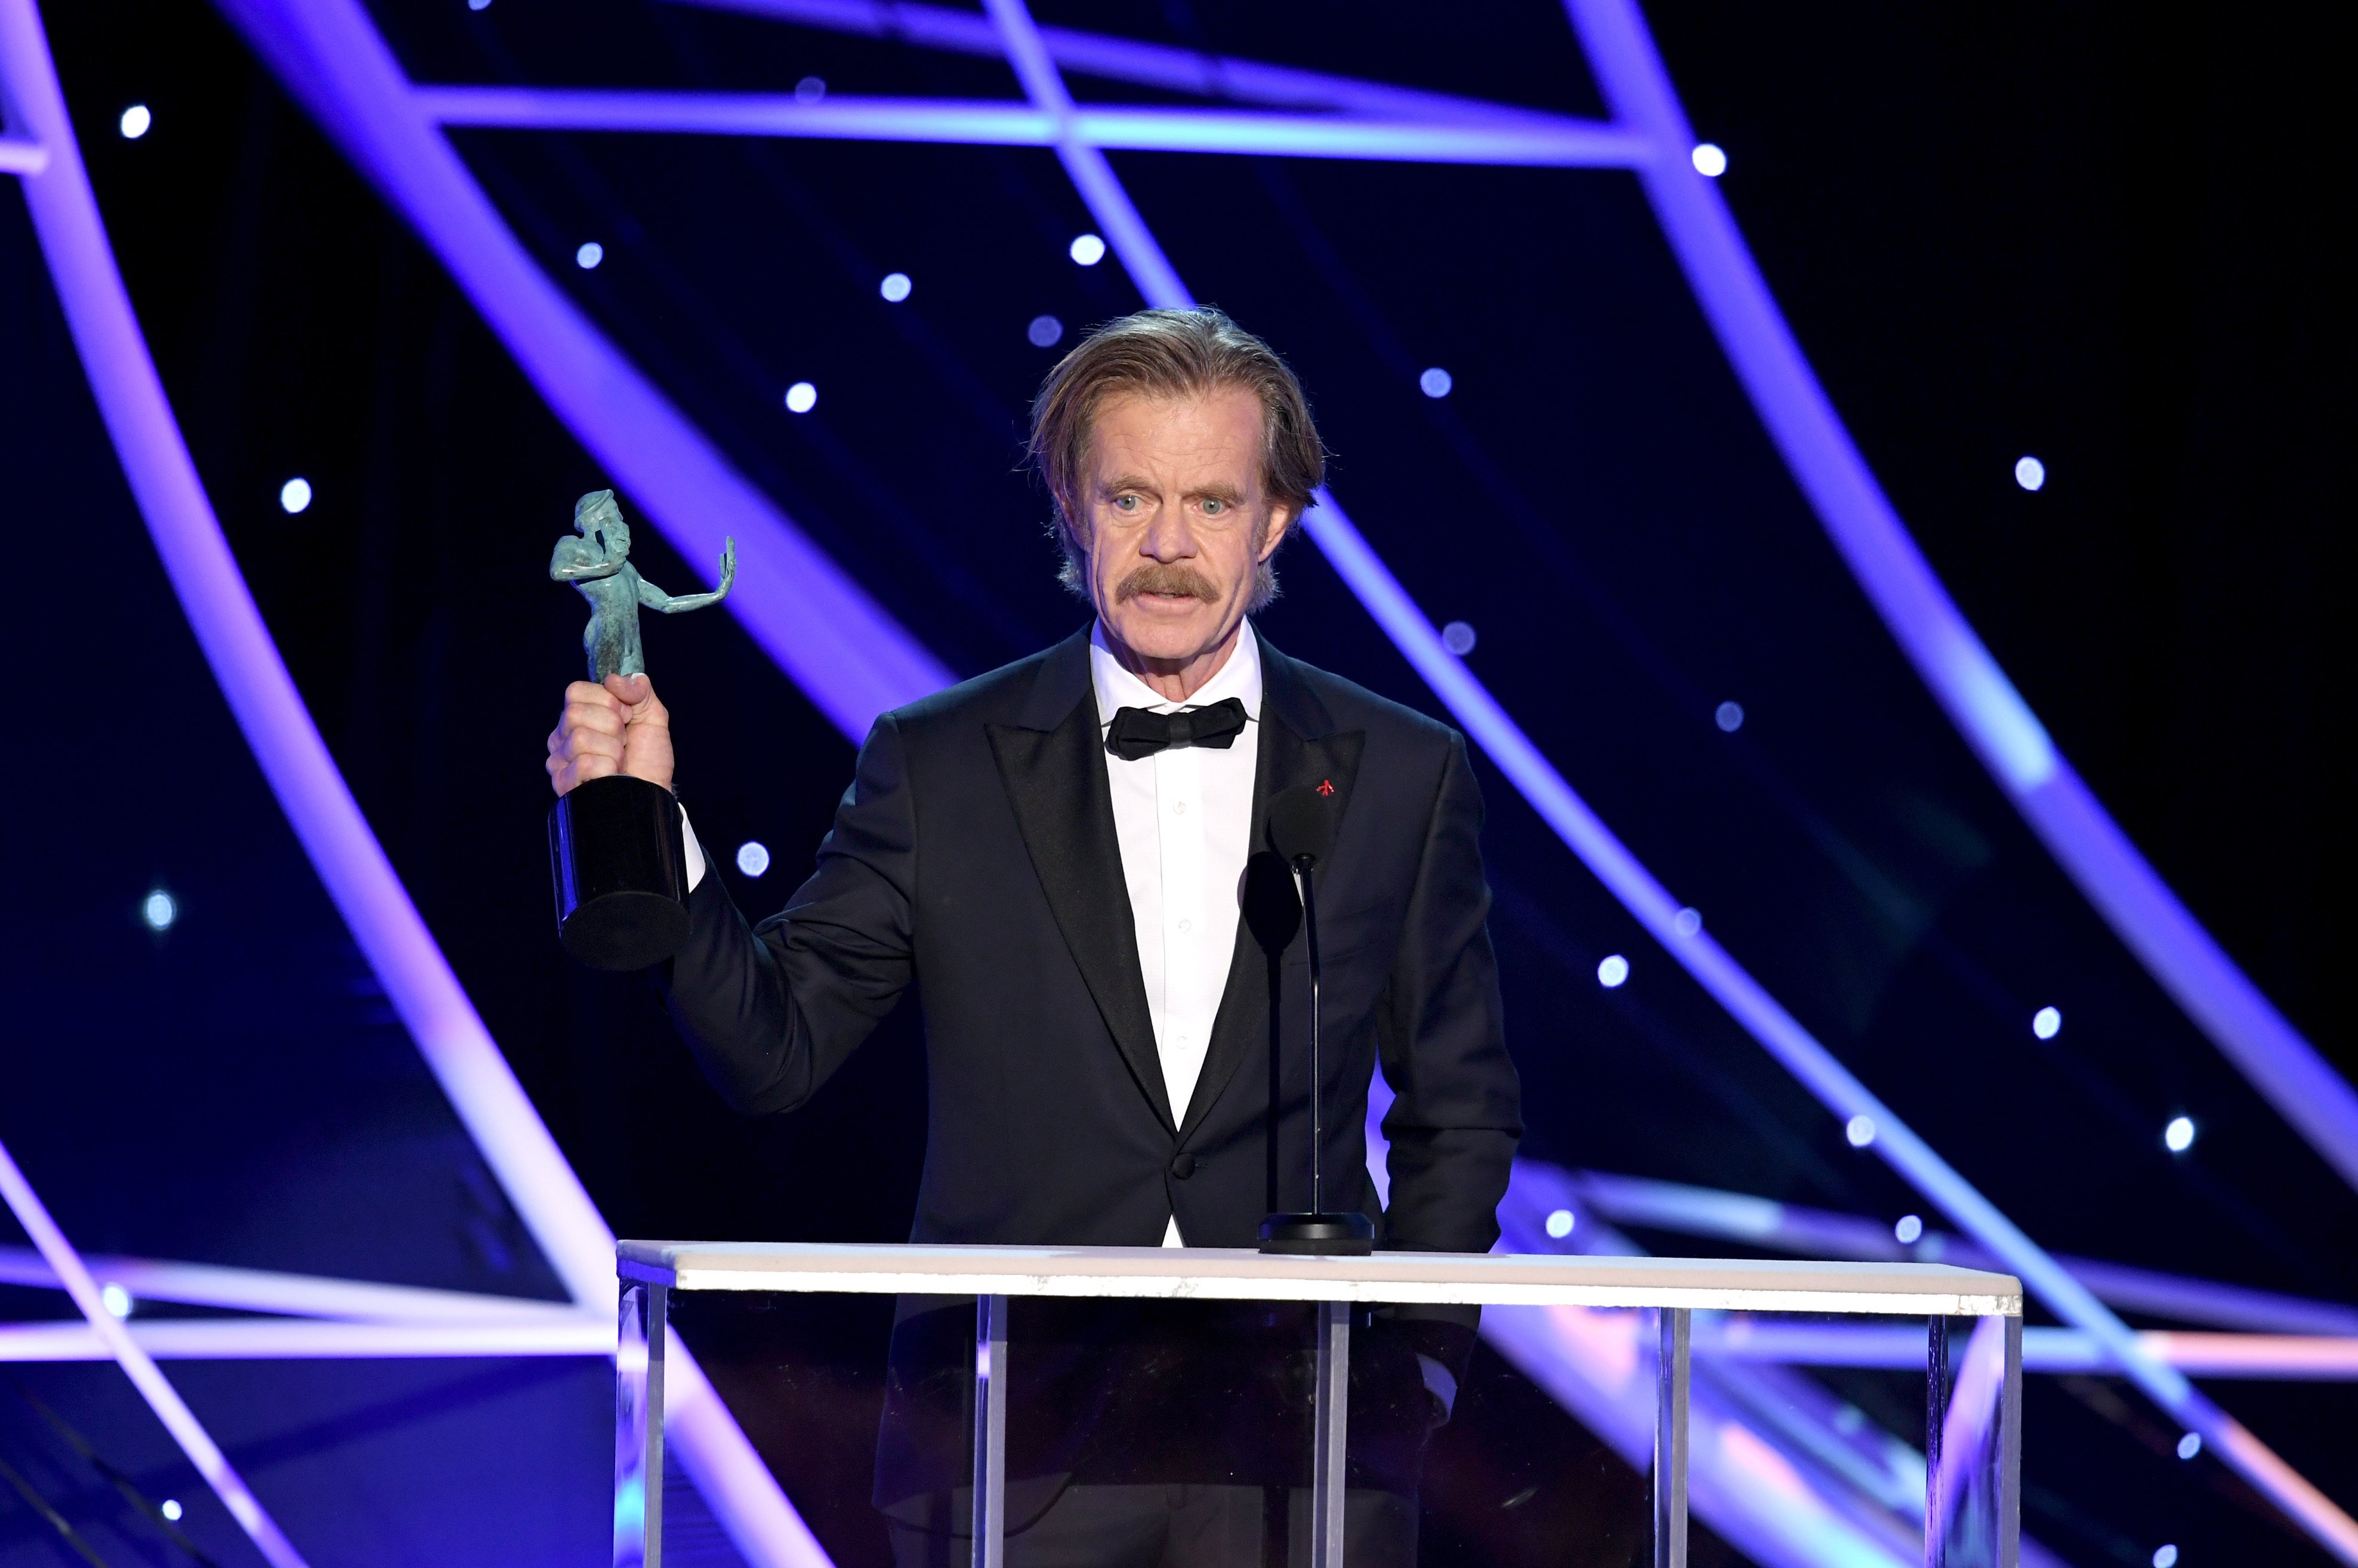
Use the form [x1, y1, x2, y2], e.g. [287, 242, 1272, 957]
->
[1273, 645, 1461, 755]
[874, 634, 1081, 742]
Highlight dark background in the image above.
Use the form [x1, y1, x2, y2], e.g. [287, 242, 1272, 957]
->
[1, 1, 2350, 1564]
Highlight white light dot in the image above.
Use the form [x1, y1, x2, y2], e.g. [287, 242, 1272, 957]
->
[100, 1283, 134, 1320]
[784, 381, 818, 414]
[1715, 700, 1745, 732]
[279, 477, 313, 515]
[1028, 314, 1064, 348]
[161, 1499, 184, 1521]
[1690, 142, 1727, 178]
[879, 271, 912, 303]
[794, 76, 826, 103]
[1597, 954, 1629, 989]
[119, 104, 152, 140]
[467, 0, 491, 10]
[1069, 232, 1106, 266]
[735, 841, 772, 878]
[1672, 907, 1702, 938]
[142, 891, 177, 931]
[2152, 1547, 2178, 1568]
[2165, 1116, 2196, 1154]
[575, 241, 604, 270]
[2014, 455, 2047, 492]
[2177, 1431, 2202, 1460]
[1441, 621, 1477, 655]
[1419, 366, 1453, 399]
[1545, 1209, 1575, 1239]
[2032, 1005, 2062, 1040]
[1846, 1114, 1877, 1148]
[1894, 1214, 1923, 1244]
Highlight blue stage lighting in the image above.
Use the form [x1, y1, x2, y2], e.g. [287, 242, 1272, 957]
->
[141, 891, 177, 931]
[1440, 621, 1476, 655]
[1846, 1115, 1876, 1148]
[161, 1501, 183, 1521]
[784, 381, 818, 414]
[2165, 1116, 2196, 1153]
[1596, 954, 1629, 988]
[1690, 142, 1726, 177]
[100, 1283, 134, 1319]
[1894, 1214, 1922, 1244]
[1715, 700, 1743, 732]
[1672, 906, 1702, 937]
[2033, 1005, 2063, 1039]
[1544, 1209, 1575, 1239]
[575, 241, 604, 270]
[1029, 314, 1064, 347]
[2178, 1432, 2203, 1460]
[879, 271, 912, 302]
[795, 77, 826, 103]
[2152, 1547, 2178, 1568]
[119, 104, 152, 140]
[279, 477, 313, 514]
[1419, 366, 1452, 398]
[2015, 455, 2047, 491]
[1069, 233, 1106, 266]
[735, 841, 771, 878]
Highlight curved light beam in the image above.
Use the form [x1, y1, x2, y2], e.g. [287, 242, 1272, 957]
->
[0, 5, 831, 1566]
[0, 1138, 310, 1566]
[1562, 0, 2358, 1198]
[973, 0, 2358, 1554]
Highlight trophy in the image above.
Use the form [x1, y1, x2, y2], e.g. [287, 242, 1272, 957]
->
[548, 489, 736, 970]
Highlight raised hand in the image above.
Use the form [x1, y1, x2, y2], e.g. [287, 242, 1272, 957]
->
[547, 674, 676, 796]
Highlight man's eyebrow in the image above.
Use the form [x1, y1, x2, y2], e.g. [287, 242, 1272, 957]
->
[1097, 474, 1156, 495]
[1188, 481, 1248, 504]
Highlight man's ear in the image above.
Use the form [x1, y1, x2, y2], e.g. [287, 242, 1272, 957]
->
[1258, 503, 1297, 561]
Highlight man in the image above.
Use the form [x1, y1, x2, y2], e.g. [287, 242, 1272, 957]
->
[548, 308, 1520, 1565]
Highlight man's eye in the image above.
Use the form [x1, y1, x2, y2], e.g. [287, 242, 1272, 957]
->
[1202, 498, 1225, 516]
[1112, 495, 1140, 513]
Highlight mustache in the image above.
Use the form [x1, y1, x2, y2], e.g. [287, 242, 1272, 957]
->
[1115, 563, 1221, 603]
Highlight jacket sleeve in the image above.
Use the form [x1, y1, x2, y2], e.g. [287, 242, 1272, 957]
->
[659, 714, 918, 1115]
[1374, 730, 1522, 1360]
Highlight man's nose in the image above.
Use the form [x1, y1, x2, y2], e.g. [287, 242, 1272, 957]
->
[1140, 505, 1197, 561]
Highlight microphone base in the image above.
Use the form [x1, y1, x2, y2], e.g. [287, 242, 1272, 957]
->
[1258, 1212, 1375, 1256]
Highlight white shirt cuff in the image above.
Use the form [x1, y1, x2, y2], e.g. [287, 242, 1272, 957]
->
[681, 805, 707, 891]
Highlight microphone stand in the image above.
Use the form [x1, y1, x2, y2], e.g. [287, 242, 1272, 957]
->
[1259, 847, 1374, 1256]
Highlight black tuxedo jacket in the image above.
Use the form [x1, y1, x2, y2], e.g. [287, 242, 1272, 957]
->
[662, 625, 1520, 1261]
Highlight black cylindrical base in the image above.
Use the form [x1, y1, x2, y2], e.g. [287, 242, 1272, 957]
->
[1258, 1212, 1375, 1256]
[549, 773, 690, 970]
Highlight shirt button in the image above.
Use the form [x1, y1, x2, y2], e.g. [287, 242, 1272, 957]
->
[1177, 918, 1192, 933]
[1172, 801, 1188, 815]
[1171, 1153, 1196, 1179]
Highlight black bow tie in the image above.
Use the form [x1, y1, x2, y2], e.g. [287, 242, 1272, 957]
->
[1104, 697, 1250, 761]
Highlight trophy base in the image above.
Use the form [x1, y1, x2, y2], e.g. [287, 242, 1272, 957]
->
[1258, 1212, 1376, 1256]
[549, 774, 691, 970]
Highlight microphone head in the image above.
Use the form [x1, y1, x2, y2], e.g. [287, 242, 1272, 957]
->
[1268, 785, 1336, 866]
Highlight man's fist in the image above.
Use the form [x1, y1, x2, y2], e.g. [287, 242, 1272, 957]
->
[547, 674, 675, 796]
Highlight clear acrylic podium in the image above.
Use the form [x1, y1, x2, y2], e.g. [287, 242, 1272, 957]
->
[615, 1242, 2023, 1567]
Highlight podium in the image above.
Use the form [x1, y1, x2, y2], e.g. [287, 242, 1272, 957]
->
[613, 1242, 2024, 1568]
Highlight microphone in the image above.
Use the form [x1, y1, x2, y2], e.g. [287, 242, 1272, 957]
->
[1259, 785, 1375, 1257]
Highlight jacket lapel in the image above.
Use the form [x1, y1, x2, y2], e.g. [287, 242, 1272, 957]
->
[1178, 636, 1366, 1141]
[986, 628, 1175, 1133]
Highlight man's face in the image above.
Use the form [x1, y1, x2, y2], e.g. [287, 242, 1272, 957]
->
[1077, 387, 1292, 668]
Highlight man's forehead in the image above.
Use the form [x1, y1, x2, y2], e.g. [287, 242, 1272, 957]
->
[1087, 388, 1263, 480]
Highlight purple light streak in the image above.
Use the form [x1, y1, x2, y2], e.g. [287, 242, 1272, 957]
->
[1560, 0, 2358, 1205]
[0, 1318, 616, 1362]
[7, 0, 837, 1560]
[0, 1245, 600, 1325]
[417, 85, 1649, 166]
[670, 0, 1600, 126]
[0, 1137, 310, 1567]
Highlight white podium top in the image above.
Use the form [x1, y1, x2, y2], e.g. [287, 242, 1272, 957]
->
[618, 1241, 2021, 1317]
